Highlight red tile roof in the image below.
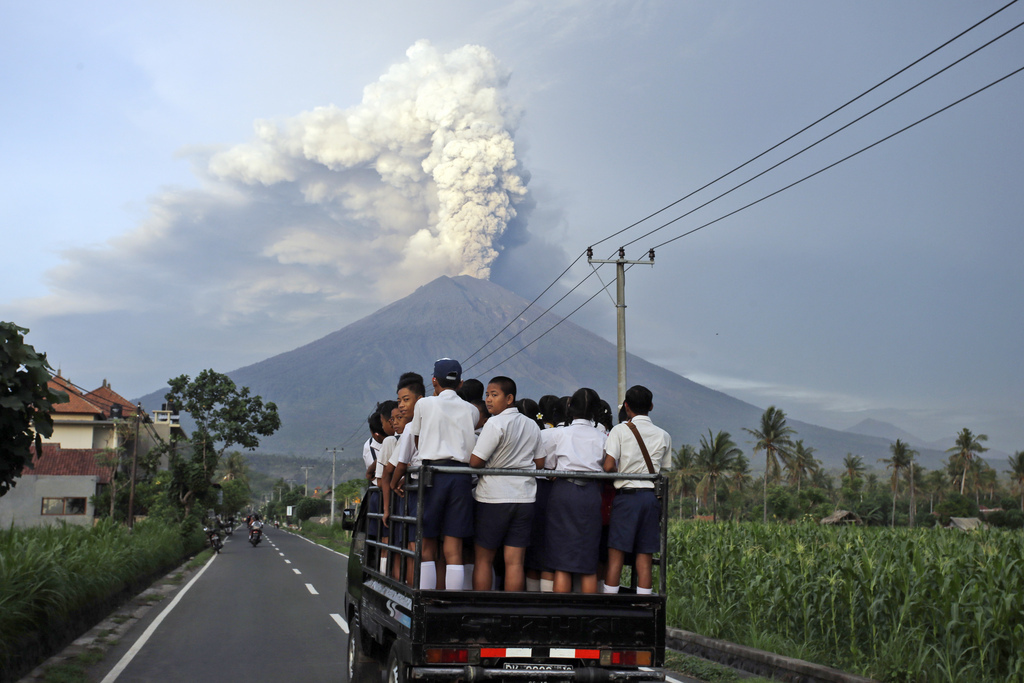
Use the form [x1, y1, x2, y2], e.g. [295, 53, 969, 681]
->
[27, 444, 112, 483]
[49, 375, 104, 416]
[87, 383, 140, 419]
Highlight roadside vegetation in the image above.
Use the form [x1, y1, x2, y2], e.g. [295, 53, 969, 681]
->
[666, 520, 1024, 682]
[0, 519, 204, 680]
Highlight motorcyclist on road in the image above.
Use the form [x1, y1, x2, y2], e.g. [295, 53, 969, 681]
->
[249, 514, 264, 543]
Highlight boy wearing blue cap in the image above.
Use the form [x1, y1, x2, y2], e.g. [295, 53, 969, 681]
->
[393, 358, 477, 590]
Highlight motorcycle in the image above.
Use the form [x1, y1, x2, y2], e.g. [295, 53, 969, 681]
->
[249, 525, 263, 547]
[204, 526, 224, 553]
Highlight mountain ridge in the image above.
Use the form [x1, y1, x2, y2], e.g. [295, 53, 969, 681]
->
[138, 275, 950, 471]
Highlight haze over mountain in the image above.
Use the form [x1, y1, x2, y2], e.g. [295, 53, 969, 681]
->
[139, 276, 951, 472]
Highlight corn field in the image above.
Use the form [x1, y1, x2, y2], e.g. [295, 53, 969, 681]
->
[0, 519, 201, 680]
[666, 521, 1024, 683]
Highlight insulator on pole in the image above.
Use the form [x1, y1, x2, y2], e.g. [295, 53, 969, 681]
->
[618, 247, 625, 259]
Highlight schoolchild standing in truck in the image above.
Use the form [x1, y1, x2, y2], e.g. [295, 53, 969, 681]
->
[602, 385, 671, 595]
[542, 387, 607, 593]
[470, 376, 544, 591]
[395, 359, 477, 591]
[385, 373, 426, 584]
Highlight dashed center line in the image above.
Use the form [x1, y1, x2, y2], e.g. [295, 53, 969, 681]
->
[305, 583, 319, 595]
[292, 568, 302, 575]
[331, 613, 349, 633]
[285, 560, 292, 564]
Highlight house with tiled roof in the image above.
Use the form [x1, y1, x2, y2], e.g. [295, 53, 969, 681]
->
[44, 373, 138, 450]
[0, 444, 111, 527]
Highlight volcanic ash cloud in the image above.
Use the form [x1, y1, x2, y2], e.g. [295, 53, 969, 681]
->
[209, 40, 527, 284]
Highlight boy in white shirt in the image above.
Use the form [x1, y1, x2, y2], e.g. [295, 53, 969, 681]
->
[602, 385, 672, 594]
[392, 359, 477, 590]
[469, 376, 544, 591]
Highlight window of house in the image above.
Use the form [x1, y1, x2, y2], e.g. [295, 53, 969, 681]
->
[41, 497, 88, 515]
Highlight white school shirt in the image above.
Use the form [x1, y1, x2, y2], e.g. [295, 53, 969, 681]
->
[604, 415, 672, 489]
[406, 389, 477, 463]
[394, 430, 419, 468]
[362, 437, 379, 471]
[375, 435, 398, 480]
[472, 407, 542, 504]
[542, 419, 607, 472]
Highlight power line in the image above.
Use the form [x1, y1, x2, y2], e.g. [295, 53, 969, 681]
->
[460, 1, 1020, 368]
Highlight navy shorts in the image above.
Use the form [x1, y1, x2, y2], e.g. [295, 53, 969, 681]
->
[544, 478, 602, 575]
[366, 489, 381, 538]
[607, 488, 660, 554]
[421, 468, 474, 539]
[475, 501, 534, 550]
[525, 478, 552, 571]
[393, 488, 418, 546]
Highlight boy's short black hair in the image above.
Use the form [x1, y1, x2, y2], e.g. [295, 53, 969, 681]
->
[368, 411, 384, 435]
[487, 376, 517, 401]
[457, 378, 484, 403]
[377, 400, 398, 419]
[397, 372, 425, 397]
[624, 385, 653, 415]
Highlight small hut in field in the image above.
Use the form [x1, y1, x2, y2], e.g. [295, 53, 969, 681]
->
[820, 510, 863, 526]
[946, 517, 987, 531]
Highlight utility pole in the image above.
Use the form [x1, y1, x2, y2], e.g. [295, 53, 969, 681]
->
[326, 447, 340, 525]
[587, 246, 655, 409]
[300, 465, 314, 496]
[127, 404, 141, 529]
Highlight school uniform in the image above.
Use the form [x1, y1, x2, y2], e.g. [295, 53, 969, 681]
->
[472, 407, 542, 549]
[363, 437, 382, 536]
[542, 419, 607, 574]
[604, 415, 672, 554]
[406, 389, 478, 539]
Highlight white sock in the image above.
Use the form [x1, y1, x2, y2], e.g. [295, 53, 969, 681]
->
[637, 586, 653, 595]
[603, 584, 620, 594]
[379, 556, 387, 573]
[463, 564, 474, 590]
[540, 579, 554, 593]
[526, 578, 541, 592]
[446, 564, 465, 591]
[420, 561, 436, 590]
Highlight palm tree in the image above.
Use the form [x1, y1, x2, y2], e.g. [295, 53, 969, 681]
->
[880, 439, 916, 527]
[696, 430, 743, 522]
[744, 406, 796, 523]
[669, 445, 699, 519]
[905, 462, 923, 527]
[925, 468, 948, 514]
[221, 451, 249, 484]
[1006, 451, 1024, 512]
[946, 428, 988, 495]
[725, 454, 753, 520]
[786, 440, 820, 493]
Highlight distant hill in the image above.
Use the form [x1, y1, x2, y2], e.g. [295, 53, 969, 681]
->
[138, 275, 949, 471]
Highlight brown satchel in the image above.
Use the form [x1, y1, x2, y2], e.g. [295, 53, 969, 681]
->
[626, 421, 656, 474]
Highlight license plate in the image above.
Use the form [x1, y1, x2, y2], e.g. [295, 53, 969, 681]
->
[503, 663, 574, 672]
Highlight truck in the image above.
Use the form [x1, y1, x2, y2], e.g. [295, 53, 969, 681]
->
[341, 465, 669, 683]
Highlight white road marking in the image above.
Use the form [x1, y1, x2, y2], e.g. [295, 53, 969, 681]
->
[305, 583, 319, 595]
[331, 613, 349, 633]
[285, 560, 292, 564]
[292, 568, 301, 574]
[279, 552, 285, 556]
[100, 553, 218, 683]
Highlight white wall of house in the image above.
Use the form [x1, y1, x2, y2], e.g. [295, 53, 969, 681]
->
[0, 475, 99, 528]
[47, 419, 117, 450]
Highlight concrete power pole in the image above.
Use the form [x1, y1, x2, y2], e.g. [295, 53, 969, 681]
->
[300, 466, 314, 497]
[587, 246, 655, 409]
[326, 448, 339, 525]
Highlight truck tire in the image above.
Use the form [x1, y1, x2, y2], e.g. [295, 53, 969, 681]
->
[385, 641, 408, 683]
[347, 618, 380, 683]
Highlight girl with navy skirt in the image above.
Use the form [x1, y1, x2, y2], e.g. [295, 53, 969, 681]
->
[542, 388, 607, 593]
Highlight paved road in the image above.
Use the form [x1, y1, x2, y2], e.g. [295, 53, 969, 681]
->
[94, 528, 351, 683]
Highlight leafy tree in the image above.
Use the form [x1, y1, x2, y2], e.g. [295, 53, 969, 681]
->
[946, 428, 988, 495]
[0, 322, 68, 497]
[164, 370, 281, 516]
[744, 406, 796, 524]
[219, 451, 250, 486]
[1006, 451, 1024, 512]
[696, 430, 742, 522]
[880, 439, 916, 527]
[669, 444, 699, 519]
[786, 440, 819, 493]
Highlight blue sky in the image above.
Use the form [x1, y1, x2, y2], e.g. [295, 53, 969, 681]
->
[2, 1, 1022, 454]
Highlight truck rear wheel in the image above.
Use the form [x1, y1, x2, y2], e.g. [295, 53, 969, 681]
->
[347, 618, 380, 683]
[385, 641, 408, 683]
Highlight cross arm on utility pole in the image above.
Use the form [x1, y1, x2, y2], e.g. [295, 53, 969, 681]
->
[586, 247, 655, 409]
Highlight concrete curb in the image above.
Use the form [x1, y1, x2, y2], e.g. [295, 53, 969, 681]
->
[667, 628, 879, 683]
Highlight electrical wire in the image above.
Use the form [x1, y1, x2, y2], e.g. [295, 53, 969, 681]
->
[459, 1, 1020, 366]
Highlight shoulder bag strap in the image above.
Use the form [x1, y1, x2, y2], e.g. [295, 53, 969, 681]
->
[626, 421, 656, 474]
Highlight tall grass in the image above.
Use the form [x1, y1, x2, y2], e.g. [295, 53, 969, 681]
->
[666, 521, 1024, 683]
[0, 519, 203, 680]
